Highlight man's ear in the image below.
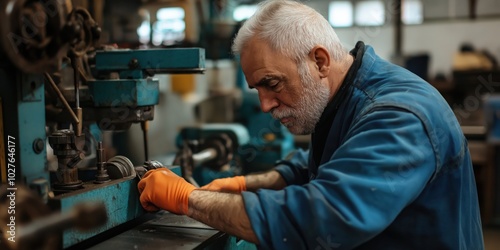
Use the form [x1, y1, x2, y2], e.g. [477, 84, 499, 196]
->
[308, 46, 331, 78]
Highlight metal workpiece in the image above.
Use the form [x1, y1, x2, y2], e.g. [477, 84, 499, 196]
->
[174, 125, 253, 185]
[172, 133, 235, 187]
[48, 130, 85, 190]
[192, 148, 218, 165]
[135, 160, 165, 179]
[199, 133, 233, 170]
[177, 133, 233, 170]
[105, 155, 136, 180]
[143, 160, 164, 170]
[177, 124, 250, 152]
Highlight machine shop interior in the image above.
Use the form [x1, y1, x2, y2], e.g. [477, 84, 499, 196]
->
[1, 0, 500, 249]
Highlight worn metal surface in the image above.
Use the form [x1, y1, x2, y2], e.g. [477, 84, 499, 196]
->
[88, 212, 215, 250]
[49, 176, 144, 249]
[87, 79, 159, 107]
[94, 48, 205, 74]
[19, 73, 48, 185]
[88, 211, 256, 250]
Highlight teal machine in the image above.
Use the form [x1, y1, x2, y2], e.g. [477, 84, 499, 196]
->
[0, 1, 254, 249]
[176, 124, 250, 186]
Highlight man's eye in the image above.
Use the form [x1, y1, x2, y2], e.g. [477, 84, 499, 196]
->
[269, 81, 280, 90]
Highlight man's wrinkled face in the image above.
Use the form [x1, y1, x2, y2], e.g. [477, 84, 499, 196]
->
[240, 38, 330, 135]
[271, 62, 330, 134]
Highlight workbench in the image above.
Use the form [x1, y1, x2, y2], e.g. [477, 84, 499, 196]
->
[85, 211, 256, 250]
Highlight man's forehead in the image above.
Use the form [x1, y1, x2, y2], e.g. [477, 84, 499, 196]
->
[240, 37, 279, 60]
[240, 44, 282, 72]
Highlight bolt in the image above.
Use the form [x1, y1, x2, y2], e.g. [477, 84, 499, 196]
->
[33, 138, 45, 154]
[128, 59, 139, 69]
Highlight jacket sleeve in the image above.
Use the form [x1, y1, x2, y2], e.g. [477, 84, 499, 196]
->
[273, 148, 310, 185]
[242, 108, 436, 249]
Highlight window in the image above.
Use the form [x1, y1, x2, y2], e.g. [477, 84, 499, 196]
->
[328, 1, 353, 27]
[355, 1, 385, 26]
[153, 7, 185, 46]
[137, 9, 151, 44]
[403, 0, 423, 25]
[233, 5, 258, 22]
[137, 20, 151, 44]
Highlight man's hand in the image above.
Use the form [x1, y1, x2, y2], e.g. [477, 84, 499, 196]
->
[200, 176, 246, 193]
[138, 168, 196, 214]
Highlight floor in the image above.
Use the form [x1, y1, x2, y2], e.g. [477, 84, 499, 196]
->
[484, 227, 500, 249]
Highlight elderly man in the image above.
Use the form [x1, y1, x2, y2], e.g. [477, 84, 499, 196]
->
[138, 0, 484, 249]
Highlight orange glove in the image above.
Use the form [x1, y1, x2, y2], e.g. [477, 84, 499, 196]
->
[138, 168, 196, 214]
[200, 176, 246, 193]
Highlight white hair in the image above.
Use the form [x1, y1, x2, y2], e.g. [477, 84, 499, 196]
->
[232, 0, 347, 62]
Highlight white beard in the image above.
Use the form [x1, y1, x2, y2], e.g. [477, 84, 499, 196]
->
[271, 62, 330, 135]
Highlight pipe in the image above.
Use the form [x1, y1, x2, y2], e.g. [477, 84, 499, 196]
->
[44, 73, 80, 124]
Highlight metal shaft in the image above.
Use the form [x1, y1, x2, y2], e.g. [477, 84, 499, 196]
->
[192, 148, 217, 165]
[97, 141, 104, 166]
[72, 57, 83, 136]
[95, 141, 110, 183]
[72, 58, 80, 109]
[141, 121, 149, 161]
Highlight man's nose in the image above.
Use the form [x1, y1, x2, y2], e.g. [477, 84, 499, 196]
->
[258, 90, 279, 113]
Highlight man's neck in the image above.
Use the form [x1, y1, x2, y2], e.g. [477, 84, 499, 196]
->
[328, 54, 355, 101]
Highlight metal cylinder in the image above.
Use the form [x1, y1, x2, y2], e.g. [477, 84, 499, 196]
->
[94, 141, 110, 183]
[48, 130, 83, 190]
[192, 148, 217, 165]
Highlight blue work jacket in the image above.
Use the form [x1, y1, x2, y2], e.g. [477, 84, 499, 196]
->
[241, 45, 484, 249]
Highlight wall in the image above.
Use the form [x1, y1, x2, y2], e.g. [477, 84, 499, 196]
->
[334, 19, 500, 79]
[303, 0, 500, 79]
